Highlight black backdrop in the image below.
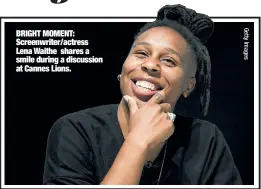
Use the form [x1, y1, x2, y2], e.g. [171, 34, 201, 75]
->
[4, 21, 254, 185]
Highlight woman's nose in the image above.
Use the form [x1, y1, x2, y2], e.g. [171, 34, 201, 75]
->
[141, 61, 161, 76]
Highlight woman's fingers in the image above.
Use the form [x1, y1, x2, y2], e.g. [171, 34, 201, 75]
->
[123, 95, 138, 117]
[147, 89, 167, 105]
[159, 103, 172, 113]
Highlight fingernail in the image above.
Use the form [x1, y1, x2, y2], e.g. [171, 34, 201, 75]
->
[123, 95, 129, 104]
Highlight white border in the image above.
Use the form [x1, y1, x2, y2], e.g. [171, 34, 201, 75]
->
[2, 18, 259, 23]
[1, 18, 260, 188]
[1, 17, 5, 188]
[0, 185, 259, 188]
[0, 0, 260, 17]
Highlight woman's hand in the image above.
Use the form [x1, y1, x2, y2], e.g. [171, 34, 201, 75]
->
[101, 91, 175, 185]
[124, 91, 175, 151]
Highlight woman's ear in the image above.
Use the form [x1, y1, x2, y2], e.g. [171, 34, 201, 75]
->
[183, 77, 196, 98]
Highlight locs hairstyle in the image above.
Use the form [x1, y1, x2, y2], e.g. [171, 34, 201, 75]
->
[133, 4, 214, 117]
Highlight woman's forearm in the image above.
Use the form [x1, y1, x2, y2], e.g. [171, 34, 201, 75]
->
[100, 137, 148, 185]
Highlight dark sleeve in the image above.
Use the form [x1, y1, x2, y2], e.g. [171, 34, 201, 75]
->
[43, 115, 97, 185]
[200, 127, 243, 185]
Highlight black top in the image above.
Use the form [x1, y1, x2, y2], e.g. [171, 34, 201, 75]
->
[43, 104, 242, 185]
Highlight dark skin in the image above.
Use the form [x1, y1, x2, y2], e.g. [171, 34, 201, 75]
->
[101, 26, 197, 185]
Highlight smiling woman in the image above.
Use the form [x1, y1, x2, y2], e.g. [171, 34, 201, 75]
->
[120, 26, 197, 108]
[43, 4, 242, 185]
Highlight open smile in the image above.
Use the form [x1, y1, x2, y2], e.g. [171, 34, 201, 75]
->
[131, 77, 163, 102]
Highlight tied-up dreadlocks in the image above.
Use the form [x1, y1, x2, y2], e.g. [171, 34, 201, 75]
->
[134, 4, 214, 117]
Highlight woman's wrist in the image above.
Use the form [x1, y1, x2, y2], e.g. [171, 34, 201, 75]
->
[124, 135, 149, 157]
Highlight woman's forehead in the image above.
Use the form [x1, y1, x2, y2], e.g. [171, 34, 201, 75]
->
[136, 27, 189, 54]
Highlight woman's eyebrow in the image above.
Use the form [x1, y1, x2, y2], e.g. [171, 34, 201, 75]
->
[135, 41, 151, 47]
[130, 41, 151, 52]
[132, 41, 151, 48]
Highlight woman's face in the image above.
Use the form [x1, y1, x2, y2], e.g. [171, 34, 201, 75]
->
[120, 26, 197, 109]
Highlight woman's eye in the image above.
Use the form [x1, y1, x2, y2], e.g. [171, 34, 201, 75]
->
[135, 51, 148, 57]
[161, 58, 177, 66]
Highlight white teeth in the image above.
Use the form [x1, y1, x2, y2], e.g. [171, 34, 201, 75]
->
[136, 80, 157, 91]
[137, 85, 151, 92]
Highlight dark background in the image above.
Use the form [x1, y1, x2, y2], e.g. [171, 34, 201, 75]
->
[4, 21, 254, 185]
